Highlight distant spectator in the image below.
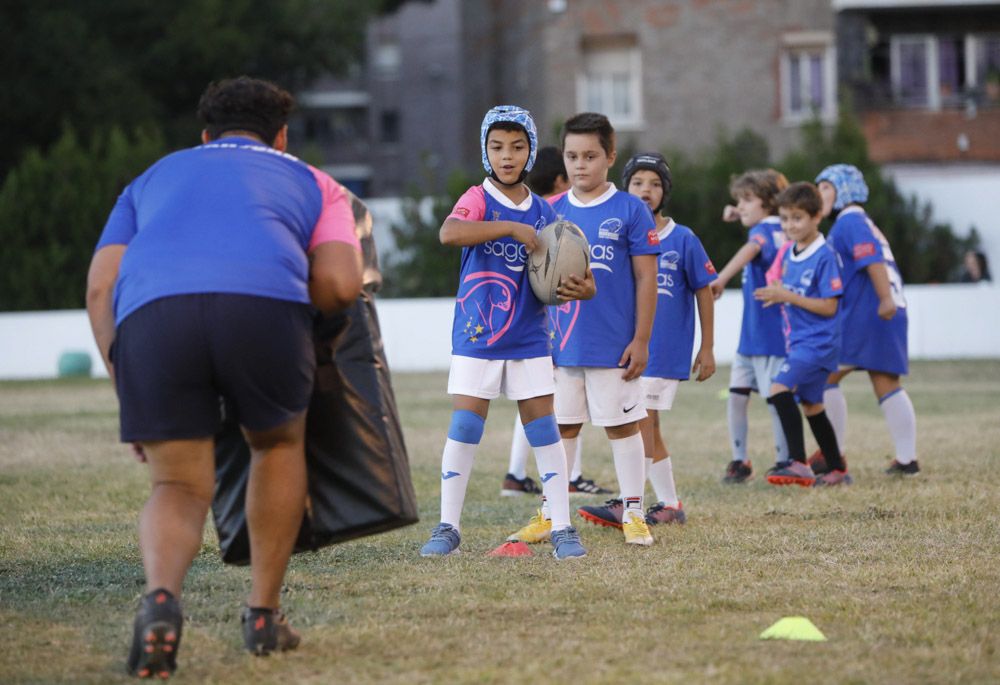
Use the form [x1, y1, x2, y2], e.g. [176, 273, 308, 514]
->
[960, 250, 992, 283]
[525, 145, 569, 198]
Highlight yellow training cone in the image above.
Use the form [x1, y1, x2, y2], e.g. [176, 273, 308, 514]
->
[759, 616, 827, 642]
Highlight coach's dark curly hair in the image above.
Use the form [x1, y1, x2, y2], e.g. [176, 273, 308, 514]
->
[197, 76, 294, 145]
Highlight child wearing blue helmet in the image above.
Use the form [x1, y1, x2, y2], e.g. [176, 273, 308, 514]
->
[419, 106, 595, 560]
[813, 164, 919, 476]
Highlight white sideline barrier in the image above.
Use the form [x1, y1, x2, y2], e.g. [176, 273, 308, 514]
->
[0, 284, 997, 379]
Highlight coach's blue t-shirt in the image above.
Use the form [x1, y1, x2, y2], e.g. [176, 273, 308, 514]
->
[644, 220, 717, 380]
[738, 216, 787, 356]
[548, 184, 660, 367]
[780, 234, 843, 371]
[445, 179, 557, 360]
[96, 137, 358, 325]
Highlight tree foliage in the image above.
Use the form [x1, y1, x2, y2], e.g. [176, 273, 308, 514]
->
[0, 0, 386, 178]
[380, 170, 475, 298]
[0, 126, 167, 310]
[666, 111, 976, 285]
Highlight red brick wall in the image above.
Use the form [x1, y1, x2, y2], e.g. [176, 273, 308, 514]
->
[863, 109, 1000, 163]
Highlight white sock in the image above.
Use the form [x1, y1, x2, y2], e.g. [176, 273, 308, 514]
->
[570, 436, 583, 481]
[533, 442, 570, 531]
[562, 435, 579, 481]
[880, 389, 917, 464]
[439, 438, 476, 530]
[507, 415, 530, 479]
[823, 385, 848, 453]
[648, 457, 679, 508]
[727, 392, 750, 461]
[610, 433, 645, 516]
[766, 402, 790, 463]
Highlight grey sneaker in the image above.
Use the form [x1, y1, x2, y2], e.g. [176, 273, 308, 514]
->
[765, 460, 816, 487]
[645, 501, 687, 525]
[885, 460, 920, 476]
[551, 526, 587, 559]
[420, 523, 461, 557]
[812, 471, 853, 487]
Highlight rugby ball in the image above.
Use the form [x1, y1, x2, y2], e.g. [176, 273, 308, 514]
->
[527, 220, 590, 305]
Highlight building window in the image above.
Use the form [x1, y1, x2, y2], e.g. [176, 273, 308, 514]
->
[373, 42, 401, 80]
[780, 32, 837, 123]
[889, 33, 1000, 109]
[380, 110, 400, 144]
[576, 41, 643, 130]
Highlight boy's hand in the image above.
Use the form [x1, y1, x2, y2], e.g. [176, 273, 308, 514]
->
[509, 223, 540, 252]
[877, 296, 897, 320]
[618, 338, 648, 381]
[691, 347, 716, 381]
[722, 205, 740, 223]
[709, 279, 726, 300]
[556, 268, 596, 301]
[753, 283, 788, 307]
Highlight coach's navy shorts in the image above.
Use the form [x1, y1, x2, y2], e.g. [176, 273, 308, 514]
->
[773, 356, 830, 406]
[112, 294, 315, 442]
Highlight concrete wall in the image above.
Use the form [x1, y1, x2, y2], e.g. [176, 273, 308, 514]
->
[2, 284, 997, 379]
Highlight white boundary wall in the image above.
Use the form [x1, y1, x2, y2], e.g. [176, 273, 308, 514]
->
[1, 284, 997, 379]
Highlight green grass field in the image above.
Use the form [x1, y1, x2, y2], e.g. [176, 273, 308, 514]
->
[1, 361, 999, 684]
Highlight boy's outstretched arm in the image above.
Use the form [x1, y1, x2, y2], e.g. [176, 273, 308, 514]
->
[754, 284, 838, 317]
[710, 242, 761, 299]
[439, 218, 539, 251]
[619, 253, 658, 381]
[692, 284, 716, 381]
[865, 262, 898, 320]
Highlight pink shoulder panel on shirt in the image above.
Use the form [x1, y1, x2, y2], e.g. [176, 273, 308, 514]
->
[307, 166, 361, 251]
[447, 185, 487, 221]
[766, 241, 792, 285]
[547, 190, 568, 205]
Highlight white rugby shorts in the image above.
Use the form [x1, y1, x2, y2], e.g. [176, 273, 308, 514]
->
[728, 353, 785, 393]
[447, 355, 555, 400]
[640, 377, 681, 411]
[554, 366, 646, 427]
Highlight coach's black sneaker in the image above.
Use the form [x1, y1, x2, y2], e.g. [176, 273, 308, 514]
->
[885, 459, 920, 476]
[722, 460, 753, 484]
[126, 588, 182, 679]
[242, 607, 301, 656]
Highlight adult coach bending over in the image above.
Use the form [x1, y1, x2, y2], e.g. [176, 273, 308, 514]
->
[86, 77, 362, 678]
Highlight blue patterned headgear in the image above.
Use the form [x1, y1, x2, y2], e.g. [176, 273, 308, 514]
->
[480, 105, 538, 181]
[815, 164, 869, 210]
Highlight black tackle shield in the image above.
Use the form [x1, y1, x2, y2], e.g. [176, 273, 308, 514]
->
[211, 191, 418, 565]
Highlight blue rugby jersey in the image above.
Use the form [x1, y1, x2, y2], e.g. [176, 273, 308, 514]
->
[548, 184, 660, 367]
[446, 178, 557, 359]
[779, 234, 843, 371]
[644, 220, 716, 380]
[96, 136, 358, 325]
[737, 216, 787, 356]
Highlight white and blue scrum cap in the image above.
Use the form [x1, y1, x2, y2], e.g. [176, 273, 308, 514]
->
[815, 163, 869, 210]
[480, 105, 538, 176]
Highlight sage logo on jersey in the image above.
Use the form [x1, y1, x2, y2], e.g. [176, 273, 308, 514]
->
[589, 243, 615, 272]
[483, 240, 529, 272]
[598, 217, 623, 241]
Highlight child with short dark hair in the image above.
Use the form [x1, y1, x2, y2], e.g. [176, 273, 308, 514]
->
[754, 182, 850, 487]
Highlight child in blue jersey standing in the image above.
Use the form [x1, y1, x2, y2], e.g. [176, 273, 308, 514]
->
[711, 169, 791, 484]
[419, 106, 593, 560]
[627, 153, 716, 524]
[539, 113, 661, 546]
[812, 164, 919, 476]
[754, 182, 850, 487]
